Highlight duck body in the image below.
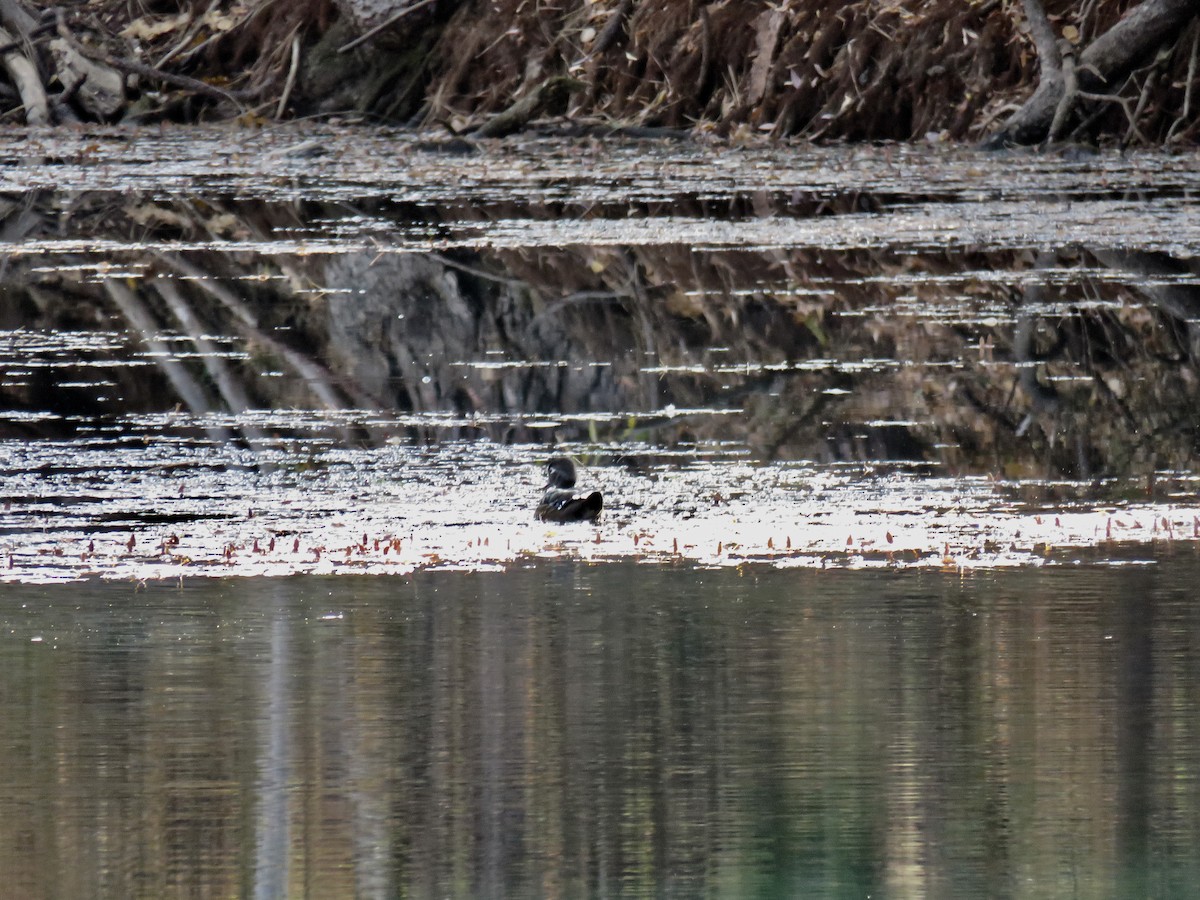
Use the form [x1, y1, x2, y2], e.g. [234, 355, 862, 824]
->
[535, 457, 603, 523]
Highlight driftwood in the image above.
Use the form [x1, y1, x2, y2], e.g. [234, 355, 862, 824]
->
[64, 29, 249, 111]
[49, 38, 124, 119]
[986, 0, 1200, 146]
[0, 24, 47, 124]
[0, 0, 253, 123]
[0, 2, 127, 123]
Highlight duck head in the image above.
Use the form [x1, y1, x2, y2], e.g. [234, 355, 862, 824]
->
[545, 457, 577, 489]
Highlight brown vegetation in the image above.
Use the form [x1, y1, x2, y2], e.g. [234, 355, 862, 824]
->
[0, 0, 1196, 145]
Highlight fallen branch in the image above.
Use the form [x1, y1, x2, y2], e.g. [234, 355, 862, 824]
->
[49, 9, 252, 110]
[98, 52, 249, 109]
[275, 32, 301, 119]
[0, 18, 52, 54]
[50, 44, 124, 118]
[1123, 65, 1158, 145]
[0, 25, 48, 124]
[695, 6, 711, 94]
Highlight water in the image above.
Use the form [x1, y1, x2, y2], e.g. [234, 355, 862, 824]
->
[2, 559, 1199, 897]
[2, 128, 1200, 895]
[2, 130, 1198, 577]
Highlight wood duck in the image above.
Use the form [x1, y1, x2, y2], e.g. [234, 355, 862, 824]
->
[536, 457, 603, 523]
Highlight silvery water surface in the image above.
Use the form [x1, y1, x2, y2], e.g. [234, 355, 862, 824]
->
[1, 128, 1199, 895]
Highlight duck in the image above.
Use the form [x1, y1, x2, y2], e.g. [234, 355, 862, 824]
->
[535, 457, 603, 523]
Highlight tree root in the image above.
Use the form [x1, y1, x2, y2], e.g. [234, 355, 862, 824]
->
[986, 0, 1200, 146]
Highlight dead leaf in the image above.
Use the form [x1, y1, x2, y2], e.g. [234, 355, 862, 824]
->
[120, 12, 191, 42]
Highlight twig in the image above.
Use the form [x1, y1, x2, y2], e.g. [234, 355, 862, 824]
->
[1077, 65, 1155, 146]
[154, 0, 220, 68]
[275, 32, 301, 119]
[696, 6, 711, 94]
[101, 53, 249, 108]
[427, 252, 527, 287]
[1123, 68, 1157, 146]
[527, 290, 627, 333]
[338, 0, 439, 54]
[0, 18, 53, 54]
[1167, 27, 1198, 142]
[1077, 0, 1099, 43]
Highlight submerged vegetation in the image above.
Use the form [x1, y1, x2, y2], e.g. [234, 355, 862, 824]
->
[0, 0, 1196, 146]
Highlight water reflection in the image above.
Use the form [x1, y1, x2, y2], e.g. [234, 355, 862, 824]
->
[2, 560, 1200, 896]
[0, 132, 1197, 483]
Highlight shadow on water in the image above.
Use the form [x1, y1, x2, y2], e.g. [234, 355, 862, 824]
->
[2, 560, 1200, 897]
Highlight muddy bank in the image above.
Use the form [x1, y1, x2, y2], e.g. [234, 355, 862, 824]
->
[1, 1, 1197, 146]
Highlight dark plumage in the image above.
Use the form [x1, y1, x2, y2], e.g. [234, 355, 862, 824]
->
[535, 457, 603, 523]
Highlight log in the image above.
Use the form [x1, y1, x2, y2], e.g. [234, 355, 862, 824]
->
[0, 25, 48, 124]
[49, 38, 124, 119]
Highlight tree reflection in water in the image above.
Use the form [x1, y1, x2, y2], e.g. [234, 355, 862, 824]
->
[1, 188, 1197, 484]
[2, 563, 1200, 895]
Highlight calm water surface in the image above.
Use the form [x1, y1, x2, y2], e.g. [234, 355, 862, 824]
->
[3, 558, 1200, 897]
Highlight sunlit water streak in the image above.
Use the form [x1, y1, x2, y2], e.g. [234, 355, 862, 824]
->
[4, 129, 1199, 200]
[2, 435, 1197, 582]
